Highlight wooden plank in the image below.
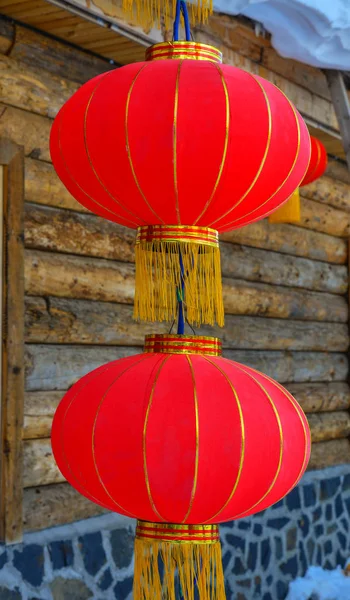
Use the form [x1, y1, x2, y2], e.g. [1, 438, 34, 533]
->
[0, 140, 25, 543]
[326, 158, 350, 186]
[24, 296, 349, 351]
[25, 345, 349, 390]
[308, 439, 350, 470]
[286, 382, 350, 413]
[25, 159, 85, 212]
[261, 46, 331, 101]
[0, 53, 78, 118]
[5, 20, 115, 83]
[0, 17, 14, 54]
[307, 411, 350, 443]
[23, 483, 106, 532]
[0, 103, 51, 162]
[25, 249, 348, 304]
[325, 71, 350, 170]
[301, 176, 350, 213]
[23, 382, 350, 441]
[299, 197, 350, 238]
[22, 409, 350, 488]
[25, 201, 348, 267]
[23, 439, 63, 488]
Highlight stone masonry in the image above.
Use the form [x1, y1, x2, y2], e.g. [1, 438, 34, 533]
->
[0, 465, 349, 599]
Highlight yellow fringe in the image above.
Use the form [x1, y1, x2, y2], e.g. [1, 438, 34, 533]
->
[134, 538, 226, 600]
[121, 0, 213, 28]
[134, 240, 224, 327]
[268, 189, 301, 224]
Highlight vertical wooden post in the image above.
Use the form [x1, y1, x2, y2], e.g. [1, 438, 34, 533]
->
[0, 139, 25, 543]
[325, 70, 350, 171]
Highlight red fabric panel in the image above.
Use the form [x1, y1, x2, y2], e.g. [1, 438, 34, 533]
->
[301, 136, 328, 186]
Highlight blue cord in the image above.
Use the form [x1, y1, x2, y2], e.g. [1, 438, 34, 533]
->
[173, 0, 191, 42]
[177, 253, 185, 335]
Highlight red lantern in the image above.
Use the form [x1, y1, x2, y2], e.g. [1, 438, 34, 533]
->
[269, 135, 328, 224]
[50, 42, 311, 327]
[52, 334, 310, 600]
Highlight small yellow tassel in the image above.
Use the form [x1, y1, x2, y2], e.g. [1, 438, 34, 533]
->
[133, 537, 226, 600]
[268, 189, 301, 224]
[134, 240, 224, 327]
[121, 0, 213, 28]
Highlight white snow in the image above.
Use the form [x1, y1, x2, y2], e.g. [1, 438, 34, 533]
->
[286, 566, 350, 600]
[212, 0, 350, 69]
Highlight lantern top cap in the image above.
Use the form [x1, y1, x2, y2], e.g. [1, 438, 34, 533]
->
[145, 41, 223, 64]
[144, 334, 222, 356]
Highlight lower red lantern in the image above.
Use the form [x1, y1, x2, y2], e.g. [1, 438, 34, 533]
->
[52, 335, 311, 600]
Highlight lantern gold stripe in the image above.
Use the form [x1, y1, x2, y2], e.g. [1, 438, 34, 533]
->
[125, 64, 165, 224]
[146, 42, 223, 63]
[202, 357, 245, 523]
[83, 72, 143, 227]
[224, 88, 303, 229]
[58, 101, 139, 229]
[61, 363, 112, 509]
[173, 61, 183, 224]
[92, 355, 152, 517]
[208, 73, 272, 227]
[182, 355, 200, 523]
[231, 362, 284, 518]
[193, 64, 230, 225]
[143, 356, 170, 522]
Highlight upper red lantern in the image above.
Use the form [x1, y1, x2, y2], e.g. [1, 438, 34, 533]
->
[300, 135, 328, 187]
[50, 41, 311, 327]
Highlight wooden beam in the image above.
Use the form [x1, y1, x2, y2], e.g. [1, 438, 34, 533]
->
[0, 140, 25, 543]
[308, 438, 350, 470]
[325, 70, 350, 171]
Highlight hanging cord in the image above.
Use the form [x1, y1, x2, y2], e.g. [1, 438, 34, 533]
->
[173, 0, 191, 42]
[177, 252, 185, 335]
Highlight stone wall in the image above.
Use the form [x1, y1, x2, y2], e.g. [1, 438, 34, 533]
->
[0, 464, 349, 600]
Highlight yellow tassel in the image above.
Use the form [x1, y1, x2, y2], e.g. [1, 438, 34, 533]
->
[133, 537, 226, 600]
[121, 0, 212, 28]
[268, 189, 301, 224]
[134, 240, 224, 327]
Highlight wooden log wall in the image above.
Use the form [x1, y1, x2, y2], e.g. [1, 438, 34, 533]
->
[0, 15, 350, 534]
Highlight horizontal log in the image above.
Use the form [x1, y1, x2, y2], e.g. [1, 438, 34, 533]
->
[23, 407, 350, 487]
[299, 197, 350, 238]
[25, 248, 348, 305]
[23, 483, 106, 532]
[286, 382, 350, 413]
[326, 159, 350, 186]
[2, 20, 113, 83]
[24, 296, 349, 351]
[25, 345, 348, 391]
[307, 411, 350, 443]
[25, 202, 348, 273]
[302, 176, 350, 213]
[23, 439, 63, 488]
[195, 31, 338, 131]
[24, 391, 63, 440]
[0, 53, 78, 119]
[0, 103, 51, 162]
[308, 439, 350, 470]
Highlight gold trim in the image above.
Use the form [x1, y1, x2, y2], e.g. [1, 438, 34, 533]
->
[194, 64, 230, 224]
[125, 64, 164, 224]
[146, 42, 222, 64]
[202, 357, 245, 523]
[182, 356, 200, 522]
[136, 521, 219, 544]
[83, 73, 143, 226]
[92, 355, 152, 517]
[144, 334, 222, 356]
[135, 224, 219, 248]
[208, 73, 272, 228]
[143, 356, 170, 521]
[230, 362, 284, 517]
[173, 61, 182, 224]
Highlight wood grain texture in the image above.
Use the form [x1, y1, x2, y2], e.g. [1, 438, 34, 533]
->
[0, 17, 14, 54]
[308, 411, 350, 443]
[287, 382, 350, 413]
[25, 202, 348, 269]
[25, 249, 348, 304]
[0, 103, 51, 162]
[302, 176, 350, 213]
[299, 197, 350, 238]
[24, 296, 349, 351]
[25, 345, 348, 391]
[5, 21, 114, 83]
[23, 483, 106, 532]
[326, 159, 350, 185]
[0, 139, 25, 543]
[24, 391, 63, 440]
[0, 53, 78, 119]
[308, 439, 350, 470]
